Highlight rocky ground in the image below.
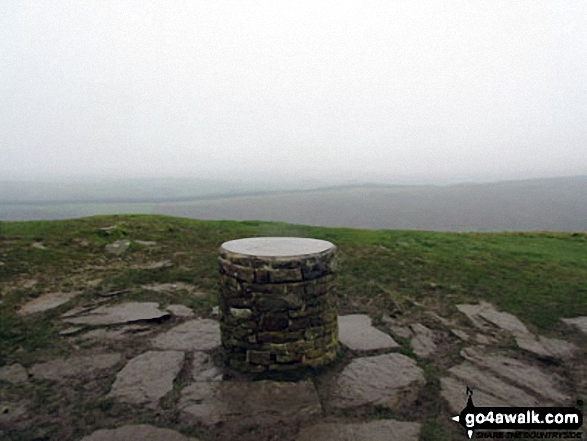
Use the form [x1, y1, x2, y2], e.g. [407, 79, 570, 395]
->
[1, 286, 585, 440]
[0, 220, 585, 440]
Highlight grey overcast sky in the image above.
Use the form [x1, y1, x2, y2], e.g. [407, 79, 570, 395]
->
[1, 1, 586, 184]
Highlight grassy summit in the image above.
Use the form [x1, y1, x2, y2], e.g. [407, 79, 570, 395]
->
[1, 214, 585, 358]
[0, 215, 585, 441]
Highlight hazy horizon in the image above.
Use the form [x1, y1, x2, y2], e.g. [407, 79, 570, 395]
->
[2, 1, 587, 184]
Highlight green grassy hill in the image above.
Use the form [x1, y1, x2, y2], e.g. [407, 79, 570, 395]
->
[0, 215, 585, 440]
[2, 214, 586, 356]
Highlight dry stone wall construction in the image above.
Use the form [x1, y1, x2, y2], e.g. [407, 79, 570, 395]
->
[218, 238, 339, 372]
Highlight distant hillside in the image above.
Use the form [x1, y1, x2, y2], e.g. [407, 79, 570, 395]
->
[154, 175, 587, 232]
[1, 175, 586, 232]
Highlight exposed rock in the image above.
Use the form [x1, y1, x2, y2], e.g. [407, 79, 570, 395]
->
[61, 305, 95, 318]
[441, 376, 534, 413]
[461, 348, 570, 404]
[98, 289, 130, 298]
[78, 328, 128, 340]
[63, 302, 170, 326]
[210, 306, 220, 317]
[563, 316, 587, 334]
[443, 343, 575, 412]
[456, 304, 490, 330]
[78, 325, 152, 341]
[296, 420, 422, 441]
[388, 326, 413, 340]
[19, 291, 82, 315]
[192, 352, 223, 382]
[475, 333, 496, 345]
[442, 362, 541, 413]
[134, 240, 157, 246]
[80, 424, 199, 441]
[338, 315, 399, 352]
[152, 319, 221, 351]
[179, 379, 321, 427]
[31, 242, 46, 250]
[166, 304, 195, 317]
[108, 351, 184, 408]
[409, 323, 437, 358]
[425, 311, 452, 326]
[457, 302, 530, 334]
[516, 334, 576, 360]
[105, 240, 131, 255]
[538, 336, 577, 359]
[326, 353, 425, 411]
[450, 329, 469, 341]
[142, 282, 203, 295]
[59, 326, 84, 336]
[515, 334, 553, 358]
[0, 364, 28, 384]
[30, 353, 121, 381]
[479, 309, 529, 334]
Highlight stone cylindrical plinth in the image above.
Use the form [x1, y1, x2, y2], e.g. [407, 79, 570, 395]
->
[218, 237, 339, 372]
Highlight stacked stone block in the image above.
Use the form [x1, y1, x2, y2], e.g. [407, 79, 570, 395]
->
[218, 239, 339, 372]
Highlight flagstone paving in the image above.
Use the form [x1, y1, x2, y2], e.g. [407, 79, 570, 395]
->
[337, 314, 399, 352]
[179, 379, 322, 427]
[151, 319, 221, 351]
[19, 291, 82, 315]
[563, 316, 587, 334]
[29, 353, 121, 381]
[108, 351, 185, 408]
[296, 420, 422, 441]
[80, 424, 200, 441]
[63, 302, 170, 326]
[2, 299, 584, 441]
[324, 353, 426, 411]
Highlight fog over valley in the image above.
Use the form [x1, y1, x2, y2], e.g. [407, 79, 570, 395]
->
[1, 2, 586, 230]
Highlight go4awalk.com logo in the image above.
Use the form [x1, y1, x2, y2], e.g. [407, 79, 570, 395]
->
[451, 387, 584, 439]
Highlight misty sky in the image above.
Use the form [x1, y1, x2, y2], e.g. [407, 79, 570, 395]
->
[1, 1, 586, 184]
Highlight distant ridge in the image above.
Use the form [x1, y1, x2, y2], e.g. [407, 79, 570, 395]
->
[1, 175, 586, 232]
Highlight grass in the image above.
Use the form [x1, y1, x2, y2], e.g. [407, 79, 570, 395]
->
[2, 215, 586, 331]
[0, 215, 585, 440]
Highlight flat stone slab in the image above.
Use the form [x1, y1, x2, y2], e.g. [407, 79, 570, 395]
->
[460, 348, 570, 404]
[325, 353, 425, 411]
[0, 364, 28, 384]
[166, 304, 195, 317]
[30, 353, 121, 381]
[108, 351, 184, 408]
[296, 420, 422, 441]
[63, 302, 170, 326]
[192, 352, 223, 382]
[134, 240, 157, 246]
[441, 347, 570, 412]
[409, 323, 437, 358]
[338, 315, 399, 352]
[563, 316, 587, 334]
[456, 303, 529, 334]
[179, 379, 321, 427]
[19, 291, 81, 315]
[80, 424, 199, 441]
[514, 334, 576, 359]
[78, 325, 152, 341]
[105, 240, 131, 255]
[221, 237, 334, 258]
[151, 319, 221, 351]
